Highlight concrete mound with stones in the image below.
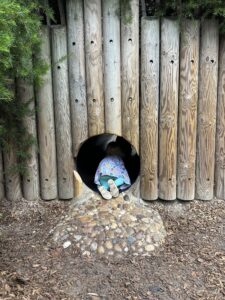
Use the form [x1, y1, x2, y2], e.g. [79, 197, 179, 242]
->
[52, 192, 166, 258]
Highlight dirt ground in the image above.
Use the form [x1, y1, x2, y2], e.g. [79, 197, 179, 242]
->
[1, 196, 225, 300]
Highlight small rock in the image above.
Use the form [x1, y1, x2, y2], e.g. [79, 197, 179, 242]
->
[127, 236, 136, 244]
[108, 251, 114, 256]
[90, 242, 98, 251]
[111, 223, 117, 229]
[114, 244, 122, 252]
[63, 241, 71, 249]
[124, 247, 129, 252]
[97, 246, 105, 254]
[82, 251, 91, 256]
[145, 244, 155, 252]
[105, 241, 113, 249]
[74, 235, 82, 241]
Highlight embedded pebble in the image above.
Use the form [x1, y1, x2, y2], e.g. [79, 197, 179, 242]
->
[90, 242, 98, 251]
[145, 244, 155, 252]
[63, 241, 71, 249]
[105, 241, 113, 249]
[52, 194, 166, 259]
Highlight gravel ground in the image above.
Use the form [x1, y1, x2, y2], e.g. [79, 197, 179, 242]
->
[1, 196, 225, 299]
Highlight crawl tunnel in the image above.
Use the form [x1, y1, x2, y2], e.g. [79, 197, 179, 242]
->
[76, 134, 140, 192]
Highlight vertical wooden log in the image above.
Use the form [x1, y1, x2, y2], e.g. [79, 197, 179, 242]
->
[17, 78, 39, 200]
[36, 26, 57, 200]
[215, 36, 225, 199]
[159, 19, 179, 200]
[3, 144, 22, 201]
[67, 0, 88, 157]
[52, 26, 74, 199]
[103, 0, 121, 135]
[140, 17, 159, 200]
[177, 20, 200, 200]
[84, 0, 104, 136]
[196, 20, 219, 200]
[121, 0, 139, 151]
[0, 151, 5, 200]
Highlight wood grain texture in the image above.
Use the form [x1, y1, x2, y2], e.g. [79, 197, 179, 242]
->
[0, 150, 4, 200]
[3, 144, 22, 201]
[52, 26, 74, 199]
[159, 18, 179, 200]
[121, 0, 139, 151]
[36, 26, 57, 200]
[140, 17, 159, 200]
[103, 0, 121, 135]
[17, 78, 39, 200]
[84, 0, 104, 136]
[67, 0, 88, 156]
[215, 35, 225, 199]
[177, 20, 200, 200]
[196, 20, 219, 200]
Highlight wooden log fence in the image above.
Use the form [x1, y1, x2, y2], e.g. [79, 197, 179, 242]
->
[2, 0, 225, 202]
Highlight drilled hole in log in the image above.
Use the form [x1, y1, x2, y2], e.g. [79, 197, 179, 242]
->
[207, 178, 210, 181]
[75, 99, 79, 103]
[110, 98, 114, 102]
[72, 42, 76, 46]
[170, 60, 174, 64]
[27, 179, 30, 182]
[91, 40, 94, 44]
[57, 66, 61, 69]
[63, 177, 67, 181]
[191, 59, 194, 63]
[211, 59, 214, 63]
[128, 97, 132, 102]
[128, 38, 132, 42]
[109, 39, 113, 43]
[9, 179, 12, 183]
[188, 178, 191, 181]
[45, 178, 49, 181]
[150, 60, 153, 63]
[76, 134, 140, 192]
[93, 98, 96, 102]
[168, 178, 172, 181]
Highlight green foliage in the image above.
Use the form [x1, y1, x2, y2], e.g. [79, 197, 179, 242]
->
[147, 0, 225, 31]
[0, 0, 52, 174]
[120, 0, 133, 24]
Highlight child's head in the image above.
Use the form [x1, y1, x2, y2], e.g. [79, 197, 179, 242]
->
[106, 142, 124, 157]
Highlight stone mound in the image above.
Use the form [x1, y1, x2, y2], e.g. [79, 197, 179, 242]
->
[52, 194, 166, 258]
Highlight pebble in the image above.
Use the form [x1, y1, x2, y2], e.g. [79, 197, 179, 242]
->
[97, 246, 105, 254]
[90, 242, 98, 251]
[145, 244, 154, 252]
[114, 244, 122, 252]
[105, 241, 113, 249]
[63, 241, 71, 249]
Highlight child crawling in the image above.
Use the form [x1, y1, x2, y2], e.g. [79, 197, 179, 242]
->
[94, 142, 131, 200]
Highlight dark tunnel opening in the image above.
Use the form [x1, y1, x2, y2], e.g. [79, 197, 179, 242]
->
[76, 134, 140, 192]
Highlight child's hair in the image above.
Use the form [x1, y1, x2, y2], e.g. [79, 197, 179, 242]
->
[106, 142, 124, 157]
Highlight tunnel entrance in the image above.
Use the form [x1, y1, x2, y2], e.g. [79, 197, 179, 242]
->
[76, 134, 140, 192]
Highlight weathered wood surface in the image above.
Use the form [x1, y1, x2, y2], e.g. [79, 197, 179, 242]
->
[52, 26, 74, 199]
[67, 0, 88, 156]
[17, 78, 39, 200]
[3, 144, 22, 201]
[140, 17, 159, 200]
[103, 0, 121, 135]
[215, 35, 225, 200]
[177, 20, 200, 200]
[36, 26, 57, 200]
[84, 0, 104, 136]
[196, 20, 219, 200]
[73, 170, 83, 197]
[121, 0, 139, 151]
[159, 18, 179, 200]
[0, 150, 4, 200]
